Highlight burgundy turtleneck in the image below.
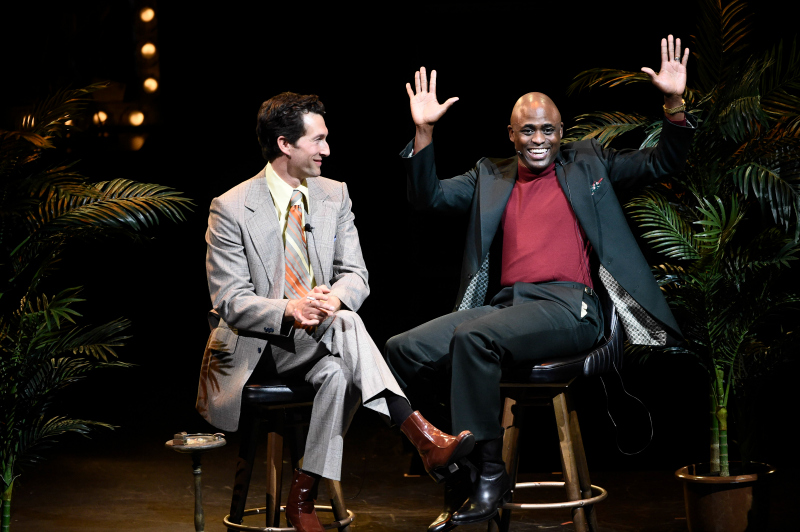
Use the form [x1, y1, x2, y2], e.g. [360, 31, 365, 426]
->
[500, 161, 593, 288]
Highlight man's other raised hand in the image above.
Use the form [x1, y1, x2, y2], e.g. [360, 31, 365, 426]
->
[641, 35, 689, 118]
[406, 67, 459, 152]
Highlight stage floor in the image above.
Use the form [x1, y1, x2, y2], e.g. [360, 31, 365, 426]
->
[9, 411, 794, 532]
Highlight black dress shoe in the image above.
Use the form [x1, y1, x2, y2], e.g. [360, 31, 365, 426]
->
[451, 434, 512, 525]
[427, 465, 473, 532]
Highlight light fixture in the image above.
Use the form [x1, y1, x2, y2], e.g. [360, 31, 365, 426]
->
[141, 43, 156, 58]
[143, 78, 159, 93]
[93, 111, 108, 125]
[130, 135, 146, 151]
[140, 7, 155, 22]
[128, 111, 145, 126]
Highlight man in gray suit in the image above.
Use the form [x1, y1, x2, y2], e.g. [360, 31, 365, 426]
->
[197, 93, 475, 532]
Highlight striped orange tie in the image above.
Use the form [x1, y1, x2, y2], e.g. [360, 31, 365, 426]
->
[284, 190, 312, 299]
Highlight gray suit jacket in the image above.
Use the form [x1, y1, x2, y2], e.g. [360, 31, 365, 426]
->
[196, 169, 369, 431]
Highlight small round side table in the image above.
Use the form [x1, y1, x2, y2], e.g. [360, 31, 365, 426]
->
[166, 432, 227, 532]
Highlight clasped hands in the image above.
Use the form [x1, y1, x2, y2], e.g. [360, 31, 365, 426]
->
[285, 285, 341, 329]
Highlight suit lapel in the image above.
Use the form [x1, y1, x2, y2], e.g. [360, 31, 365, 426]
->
[555, 151, 599, 244]
[307, 179, 335, 285]
[244, 172, 284, 295]
[477, 156, 517, 261]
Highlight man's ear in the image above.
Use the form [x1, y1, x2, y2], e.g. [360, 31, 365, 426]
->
[507, 125, 515, 143]
[560, 122, 564, 137]
[277, 136, 294, 157]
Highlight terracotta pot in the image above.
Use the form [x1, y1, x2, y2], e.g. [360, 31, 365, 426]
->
[675, 462, 775, 532]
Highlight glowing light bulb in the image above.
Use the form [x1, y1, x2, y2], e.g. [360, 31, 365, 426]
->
[141, 43, 156, 58]
[93, 111, 108, 125]
[143, 78, 158, 93]
[140, 7, 155, 22]
[129, 111, 145, 126]
[130, 135, 146, 151]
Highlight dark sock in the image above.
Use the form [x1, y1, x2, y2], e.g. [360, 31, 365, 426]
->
[385, 392, 414, 426]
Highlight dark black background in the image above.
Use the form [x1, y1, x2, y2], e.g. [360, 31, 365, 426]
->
[1, 1, 796, 473]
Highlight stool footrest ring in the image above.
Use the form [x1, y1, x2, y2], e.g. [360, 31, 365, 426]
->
[502, 482, 607, 510]
[223, 505, 355, 531]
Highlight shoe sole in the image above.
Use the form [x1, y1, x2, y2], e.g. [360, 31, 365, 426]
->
[427, 434, 476, 483]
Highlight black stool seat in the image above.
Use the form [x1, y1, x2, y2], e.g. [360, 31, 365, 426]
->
[503, 296, 624, 384]
[242, 377, 316, 405]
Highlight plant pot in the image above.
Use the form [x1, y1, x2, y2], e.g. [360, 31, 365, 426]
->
[675, 462, 775, 532]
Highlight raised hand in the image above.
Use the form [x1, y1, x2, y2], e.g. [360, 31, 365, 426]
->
[406, 67, 459, 127]
[641, 35, 689, 98]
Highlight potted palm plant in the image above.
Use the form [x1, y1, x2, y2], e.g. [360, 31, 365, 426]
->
[0, 84, 193, 531]
[565, 0, 799, 529]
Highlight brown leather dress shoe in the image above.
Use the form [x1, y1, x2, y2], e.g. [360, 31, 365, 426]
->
[401, 411, 475, 483]
[285, 469, 324, 532]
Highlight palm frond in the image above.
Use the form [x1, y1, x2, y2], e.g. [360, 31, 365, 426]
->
[19, 288, 84, 333]
[25, 178, 194, 234]
[15, 415, 114, 467]
[626, 191, 701, 260]
[58, 318, 131, 362]
[567, 69, 651, 96]
[729, 163, 799, 233]
[640, 121, 663, 149]
[759, 38, 800, 117]
[693, 195, 745, 252]
[692, 0, 752, 92]
[563, 112, 648, 147]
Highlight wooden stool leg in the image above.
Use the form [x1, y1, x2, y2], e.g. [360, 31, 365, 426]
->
[265, 412, 286, 528]
[229, 415, 260, 531]
[326, 478, 352, 532]
[553, 392, 588, 532]
[498, 395, 522, 532]
[569, 404, 599, 531]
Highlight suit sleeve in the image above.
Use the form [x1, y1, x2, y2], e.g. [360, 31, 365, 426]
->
[327, 181, 370, 312]
[206, 196, 290, 336]
[401, 140, 479, 213]
[595, 114, 697, 190]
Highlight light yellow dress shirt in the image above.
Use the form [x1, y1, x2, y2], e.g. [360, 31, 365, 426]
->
[264, 162, 316, 288]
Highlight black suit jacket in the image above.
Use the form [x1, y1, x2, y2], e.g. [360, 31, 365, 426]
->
[401, 116, 697, 345]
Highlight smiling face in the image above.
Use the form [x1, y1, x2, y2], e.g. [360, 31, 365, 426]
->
[508, 93, 563, 173]
[282, 112, 330, 179]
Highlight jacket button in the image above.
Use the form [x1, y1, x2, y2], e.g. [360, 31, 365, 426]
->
[257, 347, 262, 353]
[264, 327, 268, 332]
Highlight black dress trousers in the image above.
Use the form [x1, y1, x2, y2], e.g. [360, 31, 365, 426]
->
[384, 281, 602, 441]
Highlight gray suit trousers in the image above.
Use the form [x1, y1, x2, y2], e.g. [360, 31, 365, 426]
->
[265, 310, 405, 481]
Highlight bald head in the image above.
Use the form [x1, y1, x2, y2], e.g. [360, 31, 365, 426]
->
[510, 92, 561, 125]
[508, 92, 564, 172]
